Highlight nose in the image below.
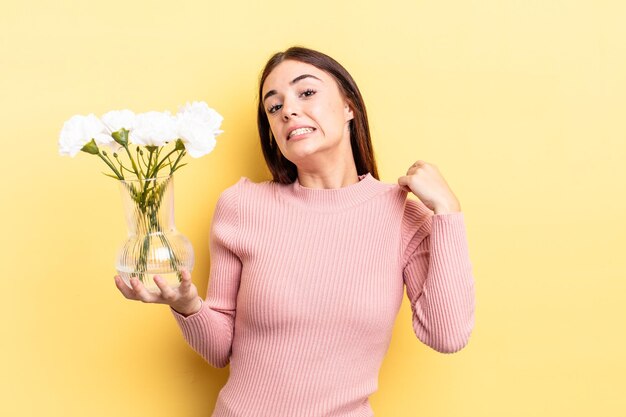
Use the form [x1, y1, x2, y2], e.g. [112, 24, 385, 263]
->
[281, 96, 299, 121]
[282, 111, 296, 121]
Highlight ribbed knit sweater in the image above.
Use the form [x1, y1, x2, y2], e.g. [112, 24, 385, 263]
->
[171, 172, 475, 417]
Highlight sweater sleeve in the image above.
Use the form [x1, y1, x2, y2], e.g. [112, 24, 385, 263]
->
[401, 198, 476, 354]
[170, 179, 242, 368]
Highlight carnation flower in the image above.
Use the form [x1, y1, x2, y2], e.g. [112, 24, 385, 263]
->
[176, 101, 224, 158]
[58, 114, 112, 157]
[102, 109, 135, 133]
[101, 110, 135, 153]
[130, 111, 178, 147]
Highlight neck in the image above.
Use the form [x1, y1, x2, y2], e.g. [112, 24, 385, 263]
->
[296, 167, 360, 189]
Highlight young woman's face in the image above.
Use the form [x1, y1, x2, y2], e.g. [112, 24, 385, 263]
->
[262, 60, 354, 166]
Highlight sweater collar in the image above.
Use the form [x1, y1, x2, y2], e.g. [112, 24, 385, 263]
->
[278, 172, 391, 211]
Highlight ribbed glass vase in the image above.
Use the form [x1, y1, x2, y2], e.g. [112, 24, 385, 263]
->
[115, 174, 194, 293]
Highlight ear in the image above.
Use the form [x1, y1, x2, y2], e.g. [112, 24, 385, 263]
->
[344, 102, 354, 122]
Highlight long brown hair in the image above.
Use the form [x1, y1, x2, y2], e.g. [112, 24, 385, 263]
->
[257, 46, 379, 184]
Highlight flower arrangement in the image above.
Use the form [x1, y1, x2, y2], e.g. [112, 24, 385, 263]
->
[58, 101, 223, 290]
[58, 101, 223, 178]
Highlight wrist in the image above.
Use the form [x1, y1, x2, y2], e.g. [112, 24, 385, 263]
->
[434, 204, 461, 215]
[434, 198, 461, 215]
[434, 207, 462, 215]
[173, 297, 202, 317]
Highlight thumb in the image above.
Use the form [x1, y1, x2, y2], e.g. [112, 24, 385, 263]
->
[178, 269, 192, 291]
[397, 176, 411, 193]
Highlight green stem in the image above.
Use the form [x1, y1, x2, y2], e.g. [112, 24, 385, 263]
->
[149, 147, 178, 178]
[139, 149, 158, 204]
[170, 150, 186, 174]
[145, 149, 155, 175]
[123, 144, 142, 181]
[136, 147, 148, 178]
[107, 153, 133, 174]
[119, 164, 136, 174]
[97, 152, 124, 179]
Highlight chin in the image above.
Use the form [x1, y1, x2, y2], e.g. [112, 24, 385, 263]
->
[285, 142, 325, 160]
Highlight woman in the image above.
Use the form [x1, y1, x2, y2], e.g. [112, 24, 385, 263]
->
[115, 46, 475, 417]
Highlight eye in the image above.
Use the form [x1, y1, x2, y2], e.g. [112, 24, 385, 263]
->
[300, 88, 316, 98]
[267, 103, 282, 114]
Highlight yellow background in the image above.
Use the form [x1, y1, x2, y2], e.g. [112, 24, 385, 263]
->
[1, 0, 625, 416]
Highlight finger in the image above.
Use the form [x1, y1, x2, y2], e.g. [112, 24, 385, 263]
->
[153, 275, 177, 301]
[130, 277, 158, 303]
[397, 176, 412, 193]
[406, 164, 419, 175]
[114, 275, 138, 300]
[408, 160, 427, 175]
[178, 269, 192, 294]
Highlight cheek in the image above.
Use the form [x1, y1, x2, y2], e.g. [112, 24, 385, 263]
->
[329, 106, 348, 132]
[315, 99, 343, 126]
[267, 119, 281, 138]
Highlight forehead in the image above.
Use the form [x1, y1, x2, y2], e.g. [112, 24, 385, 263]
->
[262, 60, 331, 93]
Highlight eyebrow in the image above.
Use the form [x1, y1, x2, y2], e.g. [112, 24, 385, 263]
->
[263, 74, 322, 102]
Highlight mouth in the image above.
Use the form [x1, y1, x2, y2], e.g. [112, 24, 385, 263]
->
[287, 127, 316, 140]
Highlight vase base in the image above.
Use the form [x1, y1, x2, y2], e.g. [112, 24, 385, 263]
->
[117, 270, 183, 293]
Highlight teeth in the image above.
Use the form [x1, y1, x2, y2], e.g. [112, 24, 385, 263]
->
[289, 127, 314, 138]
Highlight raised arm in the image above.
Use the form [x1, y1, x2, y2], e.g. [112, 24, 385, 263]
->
[401, 198, 476, 353]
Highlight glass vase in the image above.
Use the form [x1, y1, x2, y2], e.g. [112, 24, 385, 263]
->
[115, 174, 194, 293]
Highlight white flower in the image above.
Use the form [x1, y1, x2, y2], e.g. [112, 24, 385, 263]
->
[176, 101, 223, 158]
[58, 114, 111, 157]
[129, 111, 178, 147]
[102, 109, 136, 133]
[101, 109, 135, 153]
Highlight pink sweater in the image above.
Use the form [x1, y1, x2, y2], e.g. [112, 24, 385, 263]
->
[171, 172, 475, 417]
